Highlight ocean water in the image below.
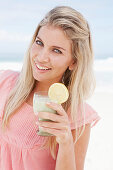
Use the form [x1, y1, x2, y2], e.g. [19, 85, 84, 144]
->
[0, 54, 113, 93]
[94, 58, 113, 93]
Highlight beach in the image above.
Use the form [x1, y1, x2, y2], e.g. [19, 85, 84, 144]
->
[85, 91, 113, 170]
[0, 60, 113, 170]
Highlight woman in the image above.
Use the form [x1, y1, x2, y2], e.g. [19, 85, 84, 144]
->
[0, 6, 100, 170]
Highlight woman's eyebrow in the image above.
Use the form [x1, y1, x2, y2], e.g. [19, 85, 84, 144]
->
[52, 46, 66, 51]
[36, 36, 66, 51]
[36, 36, 43, 41]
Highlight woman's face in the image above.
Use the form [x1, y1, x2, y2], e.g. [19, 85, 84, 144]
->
[30, 25, 74, 84]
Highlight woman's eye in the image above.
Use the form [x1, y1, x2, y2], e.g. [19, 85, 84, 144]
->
[36, 40, 43, 46]
[54, 49, 62, 54]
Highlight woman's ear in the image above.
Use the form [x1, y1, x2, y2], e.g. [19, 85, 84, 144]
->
[69, 59, 76, 71]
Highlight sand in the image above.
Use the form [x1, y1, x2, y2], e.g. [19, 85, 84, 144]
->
[85, 91, 113, 170]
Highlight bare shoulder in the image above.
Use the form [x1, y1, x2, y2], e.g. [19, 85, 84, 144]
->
[71, 124, 91, 170]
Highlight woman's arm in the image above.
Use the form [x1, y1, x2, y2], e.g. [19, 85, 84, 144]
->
[55, 135, 76, 170]
[73, 124, 91, 170]
[55, 124, 91, 170]
[37, 103, 91, 170]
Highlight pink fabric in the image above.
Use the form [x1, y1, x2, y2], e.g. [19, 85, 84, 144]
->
[70, 103, 101, 130]
[0, 70, 100, 170]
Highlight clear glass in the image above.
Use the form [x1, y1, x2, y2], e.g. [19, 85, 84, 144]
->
[33, 91, 57, 136]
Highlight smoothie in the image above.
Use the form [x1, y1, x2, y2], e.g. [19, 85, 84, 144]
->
[33, 92, 57, 136]
[33, 83, 69, 136]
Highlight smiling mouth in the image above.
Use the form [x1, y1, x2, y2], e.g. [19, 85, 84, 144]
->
[35, 63, 51, 70]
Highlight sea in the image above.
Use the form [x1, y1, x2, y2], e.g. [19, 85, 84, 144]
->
[0, 53, 113, 93]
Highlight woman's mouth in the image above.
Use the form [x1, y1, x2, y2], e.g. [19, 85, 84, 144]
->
[35, 63, 51, 71]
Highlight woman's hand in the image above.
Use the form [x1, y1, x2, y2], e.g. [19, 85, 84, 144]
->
[36, 102, 73, 145]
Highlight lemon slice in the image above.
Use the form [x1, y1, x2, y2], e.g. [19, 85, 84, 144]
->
[48, 83, 69, 104]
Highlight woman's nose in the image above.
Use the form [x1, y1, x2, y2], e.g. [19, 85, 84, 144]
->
[37, 49, 50, 63]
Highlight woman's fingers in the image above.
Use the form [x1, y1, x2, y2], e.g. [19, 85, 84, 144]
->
[46, 102, 67, 116]
[36, 121, 70, 130]
[39, 126, 66, 136]
[39, 126, 72, 144]
[38, 111, 68, 123]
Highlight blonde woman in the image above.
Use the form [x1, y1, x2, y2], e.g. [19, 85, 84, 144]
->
[0, 6, 100, 170]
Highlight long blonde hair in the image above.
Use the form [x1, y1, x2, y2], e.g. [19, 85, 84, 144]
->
[2, 6, 95, 159]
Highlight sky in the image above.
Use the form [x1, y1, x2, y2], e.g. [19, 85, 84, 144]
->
[0, 0, 113, 60]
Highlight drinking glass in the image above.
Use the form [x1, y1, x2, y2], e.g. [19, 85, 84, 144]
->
[33, 91, 57, 136]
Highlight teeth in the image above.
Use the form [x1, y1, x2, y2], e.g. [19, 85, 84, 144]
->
[36, 64, 50, 70]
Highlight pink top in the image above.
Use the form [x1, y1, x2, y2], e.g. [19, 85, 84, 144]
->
[0, 70, 100, 170]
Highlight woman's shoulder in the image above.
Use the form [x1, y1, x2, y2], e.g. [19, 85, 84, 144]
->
[0, 69, 19, 77]
[70, 102, 101, 129]
[0, 69, 19, 80]
[84, 102, 97, 115]
[0, 69, 20, 89]
[0, 70, 20, 118]
[78, 102, 101, 127]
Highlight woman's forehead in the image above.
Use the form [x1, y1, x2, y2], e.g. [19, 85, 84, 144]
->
[37, 25, 72, 48]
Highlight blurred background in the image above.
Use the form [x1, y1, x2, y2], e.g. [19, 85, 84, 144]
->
[0, 0, 113, 169]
